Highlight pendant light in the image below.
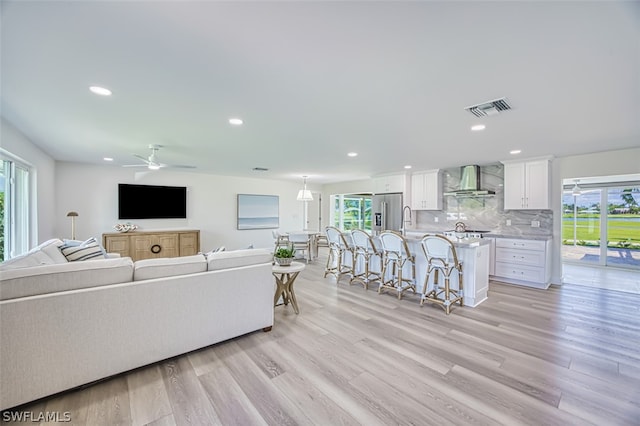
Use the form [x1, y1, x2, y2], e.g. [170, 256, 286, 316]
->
[297, 176, 313, 201]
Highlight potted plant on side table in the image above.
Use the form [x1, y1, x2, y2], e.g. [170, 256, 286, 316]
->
[274, 245, 295, 266]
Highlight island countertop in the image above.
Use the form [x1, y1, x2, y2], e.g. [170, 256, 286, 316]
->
[404, 229, 552, 241]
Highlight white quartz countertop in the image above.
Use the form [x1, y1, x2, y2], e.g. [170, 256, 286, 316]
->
[403, 235, 490, 248]
[405, 229, 552, 241]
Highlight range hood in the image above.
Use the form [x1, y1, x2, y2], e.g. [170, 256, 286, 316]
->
[443, 165, 495, 197]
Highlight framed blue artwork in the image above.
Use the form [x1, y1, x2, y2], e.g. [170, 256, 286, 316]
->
[237, 194, 279, 230]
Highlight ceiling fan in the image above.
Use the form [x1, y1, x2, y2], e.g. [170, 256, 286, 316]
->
[123, 144, 196, 170]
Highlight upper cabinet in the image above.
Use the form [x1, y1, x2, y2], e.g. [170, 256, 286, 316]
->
[501, 157, 552, 210]
[372, 173, 407, 194]
[410, 169, 442, 210]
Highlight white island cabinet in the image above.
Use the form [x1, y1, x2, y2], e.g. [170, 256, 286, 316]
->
[404, 237, 490, 307]
[493, 237, 552, 289]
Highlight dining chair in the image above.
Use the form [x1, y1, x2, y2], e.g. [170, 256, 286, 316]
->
[288, 232, 312, 263]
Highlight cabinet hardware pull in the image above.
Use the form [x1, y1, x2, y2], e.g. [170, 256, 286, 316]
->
[150, 244, 162, 254]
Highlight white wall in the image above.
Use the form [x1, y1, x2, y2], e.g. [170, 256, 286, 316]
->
[551, 147, 640, 284]
[0, 118, 56, 246]
[55, 162, 320, 251]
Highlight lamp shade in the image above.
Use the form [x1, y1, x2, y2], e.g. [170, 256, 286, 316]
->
[297, 189, 313, 201]
[66, 211, 79, 217]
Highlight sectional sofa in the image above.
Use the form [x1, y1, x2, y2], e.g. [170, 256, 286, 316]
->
[0, 239, 274, 410]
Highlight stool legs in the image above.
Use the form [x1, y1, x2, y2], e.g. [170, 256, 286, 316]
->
[421, 265, 463, 314]
[378, 256, 416, 300]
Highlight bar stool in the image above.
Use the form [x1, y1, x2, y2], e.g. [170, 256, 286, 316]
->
[324, 226, 354, 282]
[420, 235, 464, 314]
[378, 231, 416, 299]
[350, 229, 383, 289]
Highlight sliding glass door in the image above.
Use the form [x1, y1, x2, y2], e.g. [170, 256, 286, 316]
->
[562, 181, 639, 270]
[606, 186, 640, 268]
[562, 188, 602, 265]
[1, 158, 31, 260]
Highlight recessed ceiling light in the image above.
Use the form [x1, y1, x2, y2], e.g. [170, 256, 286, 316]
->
[510, 149, 522, 155]
[347, 152, 358, 157]
[471, 124, 486, 131]
[89, 86, 112, 96]
[103, 157, 113, 162]
[229, 118, 243, 125]
[404, 165, 412, 169]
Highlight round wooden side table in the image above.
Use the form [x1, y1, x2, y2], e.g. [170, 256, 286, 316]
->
[272, 261, 305, 314]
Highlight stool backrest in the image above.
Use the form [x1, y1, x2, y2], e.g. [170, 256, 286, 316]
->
[288, 233, 309, 243]
[379, 231, 411, 260]
[351, 229, 378, 253]
[325, 226, 342, 245]
[420, 235, 460, 266]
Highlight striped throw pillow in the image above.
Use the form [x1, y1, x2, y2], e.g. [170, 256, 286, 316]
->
[58, 237, 106, 261]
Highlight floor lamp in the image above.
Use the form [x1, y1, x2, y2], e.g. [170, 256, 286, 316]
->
[67, 211, 78, 240]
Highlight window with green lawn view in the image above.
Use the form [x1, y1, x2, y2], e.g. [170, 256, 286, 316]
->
[332, 194, 372, 232]
[562, 182, 639, 269]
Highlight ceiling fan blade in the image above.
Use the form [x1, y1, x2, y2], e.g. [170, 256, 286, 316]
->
[133, 154, 151, 164]
[165, 164, 197, 169]
[122, 164, 150, 168]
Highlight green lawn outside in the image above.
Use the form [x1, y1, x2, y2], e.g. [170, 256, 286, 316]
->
[562, 214, 640, 248]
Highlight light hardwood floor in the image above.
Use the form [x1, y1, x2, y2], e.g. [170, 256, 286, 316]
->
[5, 253, 640, 425]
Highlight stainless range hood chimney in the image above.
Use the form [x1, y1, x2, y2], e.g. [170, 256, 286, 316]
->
[444, 165, 495, 197]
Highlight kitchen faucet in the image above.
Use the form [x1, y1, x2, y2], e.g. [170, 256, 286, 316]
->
[402, 205, 412, 235]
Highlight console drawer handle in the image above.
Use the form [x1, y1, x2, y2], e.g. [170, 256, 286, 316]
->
[151, 244, 162, 254]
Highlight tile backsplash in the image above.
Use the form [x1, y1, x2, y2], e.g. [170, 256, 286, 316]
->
[413, 163, 552, 236]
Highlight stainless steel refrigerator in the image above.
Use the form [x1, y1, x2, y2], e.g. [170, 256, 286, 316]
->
[372, 192, 403, 234]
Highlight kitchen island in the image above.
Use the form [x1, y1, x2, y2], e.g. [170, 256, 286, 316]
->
[401, 232, 491, 307]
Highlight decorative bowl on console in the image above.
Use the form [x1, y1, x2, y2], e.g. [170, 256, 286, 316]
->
[114, 223, 138, 233]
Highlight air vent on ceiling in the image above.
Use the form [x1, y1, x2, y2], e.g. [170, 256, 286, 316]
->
[465, 97, 512, 117]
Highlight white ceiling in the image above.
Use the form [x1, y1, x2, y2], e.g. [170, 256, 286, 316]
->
[2, 1, 639, 184]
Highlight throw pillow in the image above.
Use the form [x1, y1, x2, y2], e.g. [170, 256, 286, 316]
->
[58, 237, 107, 261]
[205, 246, 226, 257]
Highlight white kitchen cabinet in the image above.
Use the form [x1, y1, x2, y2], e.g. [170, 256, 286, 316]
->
[493, 237, 551, 288]
[373, 173, 406, 194]
[410, 169, 442, 210]
[502, 158, 551, 210]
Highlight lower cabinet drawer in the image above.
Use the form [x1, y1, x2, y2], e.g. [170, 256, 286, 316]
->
[495, 247, 545, 267]
[495, 262, 546, 283]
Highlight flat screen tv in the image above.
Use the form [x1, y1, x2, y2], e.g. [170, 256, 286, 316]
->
[118, 184, 187, 219]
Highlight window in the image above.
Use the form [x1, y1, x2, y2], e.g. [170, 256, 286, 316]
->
[1, 157, 30, 260]
[331, 194, 372, 231]
[562, 177, 639, 270]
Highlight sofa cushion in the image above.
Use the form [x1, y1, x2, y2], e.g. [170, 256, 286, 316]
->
[133, 255, 207, 281]
[0, 239, 69, 271]
[0, 250, 56, 270]
[206, 248, 273, 271]
[30, 238, 68, 264]
[58, 237, 106, 261]
[0, 257, 134, 301]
